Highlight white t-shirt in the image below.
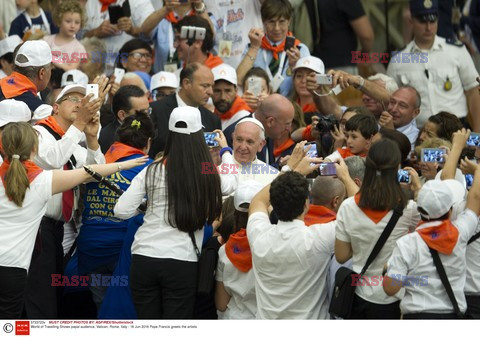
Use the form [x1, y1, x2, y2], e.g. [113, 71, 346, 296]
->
[465, 225, 480, 294]
[335, 197, 420, 304]
[387, 209, 479, 314]
[205, 0, 263, 68]
[0, 170, 53, 270]
[247, 212, 335, 319]
[215, 245, 256, 319]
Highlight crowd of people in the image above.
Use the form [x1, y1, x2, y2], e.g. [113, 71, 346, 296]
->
[0, 0, 480, 321]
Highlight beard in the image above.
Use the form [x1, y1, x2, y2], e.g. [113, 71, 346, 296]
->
[215, 100, 234, 113]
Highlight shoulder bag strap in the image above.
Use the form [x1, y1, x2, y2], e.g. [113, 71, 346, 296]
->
[429, 247, 464, 318]
[360, 205, 404, 276]
[468, 231, 480, 245]
[188, 231, 201, 259]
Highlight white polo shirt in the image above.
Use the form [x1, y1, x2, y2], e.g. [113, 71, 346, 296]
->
[336, 197, 420, 304]
[0, 170, 52, 270]
[386, 209, 479, 314]
[466, 226, 480, 295]
[215, 245, 256, 319]
[247, 212, 335, 319]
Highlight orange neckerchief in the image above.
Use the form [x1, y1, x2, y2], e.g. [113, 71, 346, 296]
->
[301, 124, 315, 141]
[225, 229, 252, 272]
[105, 142, 146, 164]
[204, 53, 224, 69]
[165, 10, 196, 24]
[337, 147, 367, 159]
[214, 96, 251, 120]
[304, 205, 336, 227]
[0, 72, 38, 99]
[99, 0, 117, 12]
[416, 220, 459, 255]
[274, 138, 295, 158]
[354, 193, 390, 224]
[260, 33, 300, 60]
[0, 159, 43, 191]
[296, 98, 317, 113]
[36, 116, 65, 137]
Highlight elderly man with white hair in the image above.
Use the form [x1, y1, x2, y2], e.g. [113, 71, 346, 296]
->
[213, 117, 279, 195]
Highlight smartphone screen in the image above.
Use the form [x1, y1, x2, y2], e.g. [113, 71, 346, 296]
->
[204, 132, 219, 148]
[467, 132, 480, 147]
[421, 148, 446, 162]
[108, 5, 124, 24]
[466, 174, 473, 190]
[319, 162, 336, 176]
[284, 36, 295, 51]
[397, 169, 410, 183]
[304, 142, 317, 158]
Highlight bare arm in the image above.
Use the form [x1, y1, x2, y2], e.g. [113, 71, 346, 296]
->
[440, 129, 470, 180]
[237, 28, 264, 87]
[334, 239, 353, 264]
[466, 165, 480, 216]
[306, 73, 342, 120]
[350, 15, 374, 53]
[214, 281, 231, 312]
[465, 86, 480, 132]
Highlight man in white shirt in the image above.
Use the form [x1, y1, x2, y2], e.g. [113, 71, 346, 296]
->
[24, 84, 105, 318]
[247, 169, 335, 319]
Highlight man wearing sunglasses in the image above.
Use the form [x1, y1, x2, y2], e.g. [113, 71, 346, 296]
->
[387, 0, 480, 133]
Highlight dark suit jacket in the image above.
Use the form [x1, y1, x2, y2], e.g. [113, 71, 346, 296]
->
[99, 119, 120, 154]
[148, 94, 222, 158]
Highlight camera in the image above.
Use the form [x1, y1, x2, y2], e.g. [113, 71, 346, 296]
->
[316, 115, 339, 133]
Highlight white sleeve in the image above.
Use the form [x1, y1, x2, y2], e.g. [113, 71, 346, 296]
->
[114, 166, 148, 219]
[34, 124, 84, 169]
[335, 203, 351, 242]
[325, 150, 341, 163]
[386, 237, 412, 281]
[85, 147, 105, 165]
[246, 212, 270, 244]
[130, 0, 155, 27]
[218, 152, 239, 195]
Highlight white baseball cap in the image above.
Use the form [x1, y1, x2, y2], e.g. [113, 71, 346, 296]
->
[212, 63, 237, 86]
[0, 99, 31, 127]
[55, 84, 86, 103]
[417, 179, 462, 220]
[234, 180, 264, 212]
[150, 71, 178, 91]
[293, 56, 325, 74]
[168, 106, 203, 135]
[0, 35, 22, 58]
[61, 69, 89, 88]
[14, 40, 52, 67]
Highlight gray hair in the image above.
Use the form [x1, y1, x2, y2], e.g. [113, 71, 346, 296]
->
[344, 156, 366, 182]
[122, 72, 148, 93]
[368, 73, 398, 94]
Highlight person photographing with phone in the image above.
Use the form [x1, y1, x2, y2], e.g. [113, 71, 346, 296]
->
[236, 0, 310, 97]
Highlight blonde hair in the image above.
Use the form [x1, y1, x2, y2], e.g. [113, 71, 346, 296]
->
[53, 0, 86, 28]
[1, 122, 39, 207]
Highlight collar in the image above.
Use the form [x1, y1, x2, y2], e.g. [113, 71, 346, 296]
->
[277, 218, 306, 228]
[396, 118, 418, 133]
[176, 91, 193, 108]
[410, 35, 443, 52]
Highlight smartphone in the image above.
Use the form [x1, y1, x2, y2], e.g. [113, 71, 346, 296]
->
[194, 27, 206, 41]
[85, 84, 99, 102]
[180, 26, 190, 39]
[397, 169, 410, 184]
[421, 148, 446, 163]
[467, 132, 480, 147]
[114, 68, 125, 84]
[316, 74, 333, 85]
[108, 5, 124, 24]
[466, 174, 473, 190]
[319, 162, 337, 176]
[304, 142, 317, 158]
[248, 77, 262, 97]
[204, 132, 219, 148]
[284, 36, 295, 51]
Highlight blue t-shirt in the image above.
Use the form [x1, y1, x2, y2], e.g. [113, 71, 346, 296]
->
[9, 10, 58, 40]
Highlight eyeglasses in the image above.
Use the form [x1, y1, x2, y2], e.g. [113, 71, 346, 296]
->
[264, 18, 290, 28]
[128, 52, 153, 60]
[58, 95, 81, 104]
[135, 107, 152, 115]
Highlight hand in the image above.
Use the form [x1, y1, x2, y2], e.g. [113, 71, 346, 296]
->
[278, 155, 290, 167]
[214, 129, 228, 149]
[452, 128, 470, 148]
[92, 75, 111, 104]
[96, 20, 119, 38]
[293, 156, 323, 176]
[117, 17, 134, 34]
[460, 157, 479, 175]
[248, 28, 264, 49]
[209, 147, 221, 166]
[84, 114, 100, 138]
[327, 69, 354, 89]
[306, 72, 320, 93]
[287, 141, 308, 169]
[164, 0, 181, 11]
[310, 116, 320, 139]
[73, 94, 97, 130]
[404, 166, 421, 192]
[242, 91, 260, 110]
[334, 157, 350, 182]
[378, 111, 394, 129]
[121, 155, 150, 170]
[109, 78, 120, 97]
[330, 124, 346, 143]
[286, 46, 300, 71]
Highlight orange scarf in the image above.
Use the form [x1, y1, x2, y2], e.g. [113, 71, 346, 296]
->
[99, 0, 117, 12]
[204, 53, 224, 69]
[105, 142, 146, 164]
[354, 193, 390, 224]
[0, 72, 38, 98]
[303, 103, 317, 113]
[273, 138, 295, 158]
[36, 116, 65, 137]
[260, 33, 300, 60]
[0, 159, 43, 191]
[165, 10, 196, 24]
[337, 147, 367, 159]
[304, 205, 336, 227]
[214, 96, 251, 120]
[225, 229, 252, 272]
[301, 124, 315, 141]
[416, 220, 459, 255]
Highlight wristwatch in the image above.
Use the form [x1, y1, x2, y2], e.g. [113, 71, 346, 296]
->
[194, 2, 206, 14]
[353, 76, 365, 90]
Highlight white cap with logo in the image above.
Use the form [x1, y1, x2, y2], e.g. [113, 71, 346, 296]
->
[0, 35, 22, 58]
[234, 180, 264, 212]
[14, 40, 52, 67]
[150, 71, 178, 91]
[61, 69, 89, 88]
[168, 106, 203, 135]
[293, 56, 325, 74]
[0, 99, 31, 127]
[417, 179, 463, 220]
[212, 63, 237, 86]
[55, 84, 86, 103]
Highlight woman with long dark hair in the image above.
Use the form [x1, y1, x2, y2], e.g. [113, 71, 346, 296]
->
[114, 106, 223, 318]
[334, 138, 420, 319]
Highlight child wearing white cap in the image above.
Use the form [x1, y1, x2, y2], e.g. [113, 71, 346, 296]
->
[0, 35, 23, 79]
